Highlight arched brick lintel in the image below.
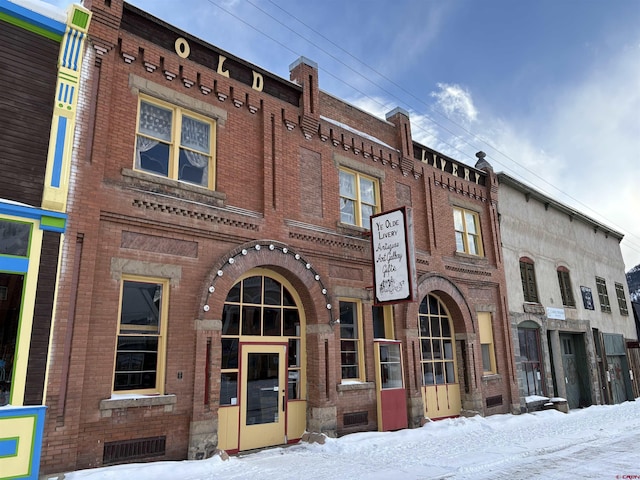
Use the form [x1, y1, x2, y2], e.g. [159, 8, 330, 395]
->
[198, 239, 332, 326]
[406, 273, 475, 335]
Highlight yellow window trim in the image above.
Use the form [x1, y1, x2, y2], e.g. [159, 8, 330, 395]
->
[338, 297, 366, 381]
[478, 312, 496, 374]
[112, 274, 170, 395]
[339, 167, 380, 228]
[135, 94, 216, 189]
[453, 206, 484, 257]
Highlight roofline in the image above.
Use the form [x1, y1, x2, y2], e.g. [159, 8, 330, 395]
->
[497, 172, 623, 240]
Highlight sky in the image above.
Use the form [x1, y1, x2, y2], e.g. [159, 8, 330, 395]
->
[42, 0, 640, 271]
[64, 398, 640, 479]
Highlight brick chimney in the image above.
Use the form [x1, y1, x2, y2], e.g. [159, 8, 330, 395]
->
[289, 57, 320, 140]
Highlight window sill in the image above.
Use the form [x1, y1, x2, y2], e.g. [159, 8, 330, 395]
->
[336, 381, 375, 392]
[452, 251, 487, 263]
[336, 222, 371, 238]
[99, 393, 176, 416]
[121, 168, 226, 207]
[481, 373, 502, 383]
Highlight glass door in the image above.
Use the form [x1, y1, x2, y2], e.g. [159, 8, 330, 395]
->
[239, 343, 286, 450]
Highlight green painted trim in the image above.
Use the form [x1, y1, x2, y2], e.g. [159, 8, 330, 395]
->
[71, 8, 89, 30]
[40, 215, 66, 230]
[0, 12, 63, 42]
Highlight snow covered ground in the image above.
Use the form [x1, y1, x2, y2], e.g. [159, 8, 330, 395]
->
[65, 400, 640, 480]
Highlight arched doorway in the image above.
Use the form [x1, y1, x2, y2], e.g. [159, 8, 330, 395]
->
[418, 293, 461, 419]
[218, 268, 306, 451]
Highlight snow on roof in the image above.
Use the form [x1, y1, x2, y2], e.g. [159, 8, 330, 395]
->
[320, 115, 397, 152]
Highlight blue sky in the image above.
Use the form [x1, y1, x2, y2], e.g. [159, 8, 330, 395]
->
[44, 0, 640, 270]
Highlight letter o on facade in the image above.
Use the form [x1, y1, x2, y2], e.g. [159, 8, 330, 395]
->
[175, 37, 190, 58]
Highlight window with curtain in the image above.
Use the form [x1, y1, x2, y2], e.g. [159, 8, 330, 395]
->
[135, 96, 215, 188]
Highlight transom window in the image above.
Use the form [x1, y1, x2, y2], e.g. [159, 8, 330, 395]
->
[520, 257, 539, 303]
[557, 267, 575, 307]
[135, 96, 215, 188]
[339, 300, 364, 380]
[114, 277, 168, 394]
[453, 207, 483, 256]
[419, 294, 455, 385]
[220, 274, 302, 405]
[595, 277, 611, 313]
[614, 282, 628, 316]
[339, 168, 379, 228]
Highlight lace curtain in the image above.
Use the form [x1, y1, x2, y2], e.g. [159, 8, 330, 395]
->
[135, 101, 172, 169]
[181, 115, 210, 169]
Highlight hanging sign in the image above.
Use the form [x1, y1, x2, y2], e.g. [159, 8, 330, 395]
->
[371, 207, 416, 304]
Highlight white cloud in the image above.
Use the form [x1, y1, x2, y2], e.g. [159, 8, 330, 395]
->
[430, 83, 478, 124]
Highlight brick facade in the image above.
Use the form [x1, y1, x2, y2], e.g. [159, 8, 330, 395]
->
[42, 0, 517, 473]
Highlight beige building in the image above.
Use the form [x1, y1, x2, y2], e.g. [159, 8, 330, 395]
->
[497, 172, 637, 410]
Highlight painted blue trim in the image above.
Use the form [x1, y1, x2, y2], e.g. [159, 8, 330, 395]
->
[0, 405, 48, 480]
[0, 256, 29, 273]
[62, 28, 84, 71]
[0, 201, 67, 232]
[0, 437, 18, 457]
[0, 0, 65, 36]
[52, 116, 67, 187]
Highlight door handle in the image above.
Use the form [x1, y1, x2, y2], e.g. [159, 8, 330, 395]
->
[282, 395, 285, 411]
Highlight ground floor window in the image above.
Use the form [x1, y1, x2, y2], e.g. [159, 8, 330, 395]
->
[419, 294, 455, 385]
[114, 277, 169, 394]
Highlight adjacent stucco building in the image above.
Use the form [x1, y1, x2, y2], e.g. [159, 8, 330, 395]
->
[498, 173, 637, 411]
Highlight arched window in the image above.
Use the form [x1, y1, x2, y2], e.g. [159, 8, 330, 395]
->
[419, 294, 455, 385]
[519, 257, 539, 303]
[220, 274, 302, 405]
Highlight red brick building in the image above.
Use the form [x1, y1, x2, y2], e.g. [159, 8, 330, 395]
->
[42, 0, 517, 473]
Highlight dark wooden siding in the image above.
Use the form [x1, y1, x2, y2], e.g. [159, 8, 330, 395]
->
[0, 19, 59, 206]
[24, 231, 61, 405]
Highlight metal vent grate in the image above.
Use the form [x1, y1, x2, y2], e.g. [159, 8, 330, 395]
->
[486, 395, 503, 408]
[343, 411, 368, 427]
[103, 436, 166, 465]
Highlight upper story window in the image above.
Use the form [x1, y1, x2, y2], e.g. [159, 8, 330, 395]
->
[453, 207, 483, 256]
[519, 257, 539, 303]
[595, 277, 611, 313]
[557, 267, 575, 307]
[614, 282, 629, 316]
[135, 96, 215, 189]
[339, 168, 379, 228]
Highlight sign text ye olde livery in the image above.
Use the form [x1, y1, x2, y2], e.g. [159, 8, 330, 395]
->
[371, 207, 416, 304]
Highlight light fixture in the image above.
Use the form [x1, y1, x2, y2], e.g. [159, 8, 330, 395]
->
[269, 244, 275, 250]
[255, 245, 261, 250]
[208, 286, 215, 293]
[282, 247, 288, 254]
[241, 249, 248, 255]
[315, 275, 320, 281]
[228, 258, 235, 264]
[306, 263, 311, 269]
[203, 305, 210, 312]
[217, 270, 223, 277]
